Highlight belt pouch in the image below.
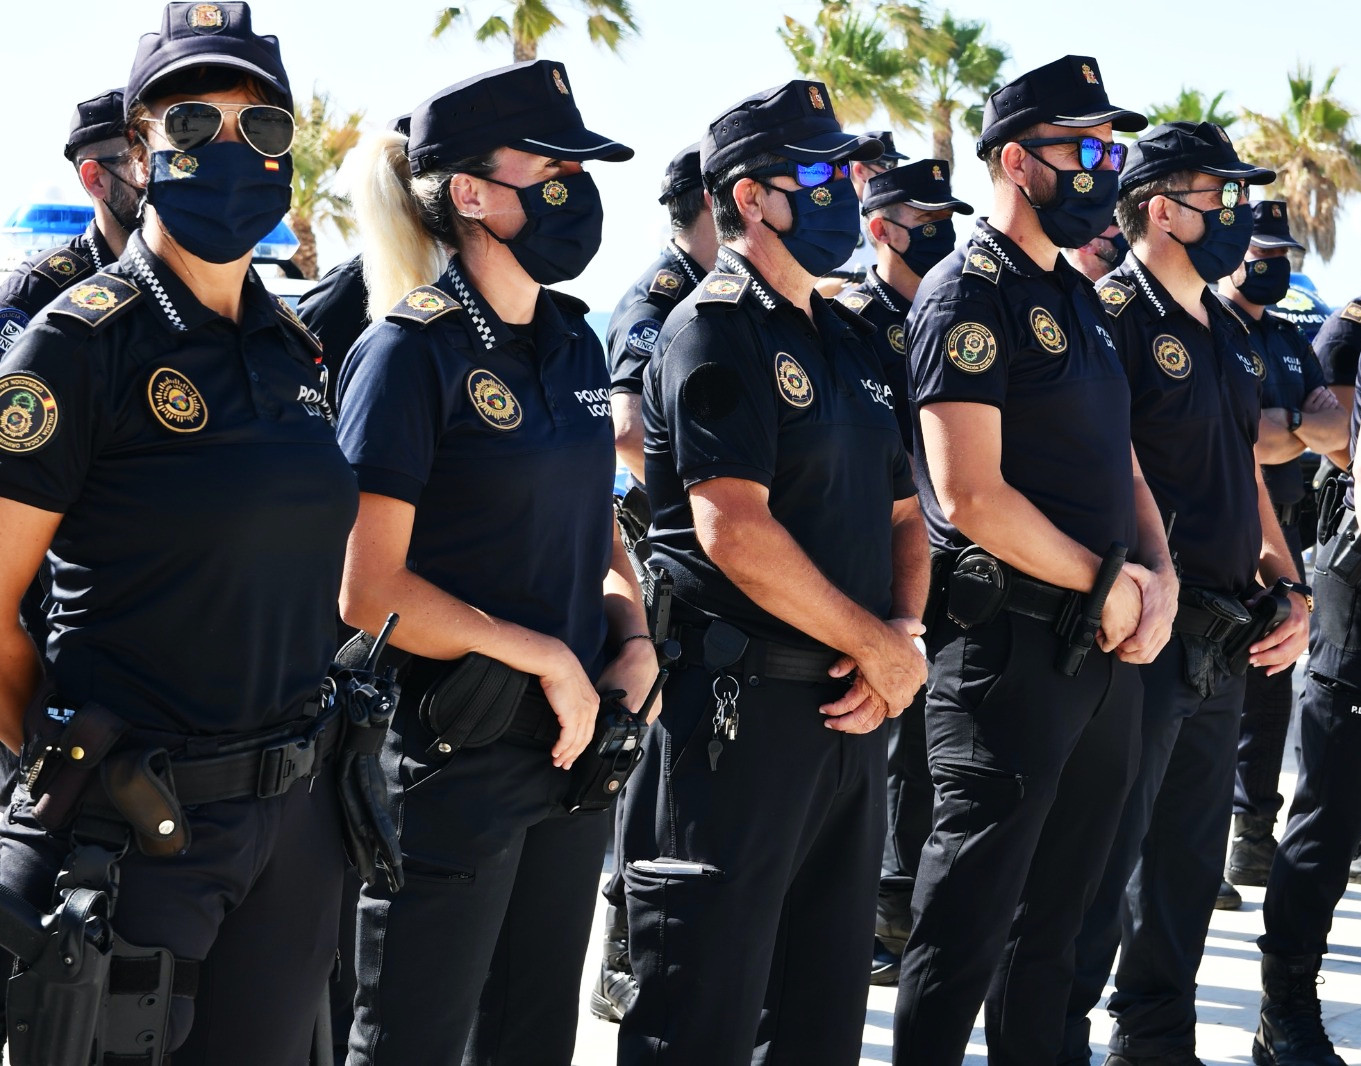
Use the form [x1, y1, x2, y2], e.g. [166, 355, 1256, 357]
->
[30, 705, 129, 831]
[99, 749, 189, 858]
[1223, 587, 1291, 676]
[946, 549, 1009, 629]
[419, 653, 531, 756]
[1327, 514, 1361, 587]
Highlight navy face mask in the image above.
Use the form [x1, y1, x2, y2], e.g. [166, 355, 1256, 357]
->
[760, 177, 861, 277]
[1238, 255, 1292, 305]
[1020, 151, 1120, 249]
[1169, 202, 1255, 283]
[145, 142, 292, 264]
[882, 216, 956, 277]
[477, 171, 604, 284]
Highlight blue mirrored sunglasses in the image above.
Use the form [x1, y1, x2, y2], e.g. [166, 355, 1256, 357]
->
[1016, 136, 1127, 173]
[747, 161, 849, 187]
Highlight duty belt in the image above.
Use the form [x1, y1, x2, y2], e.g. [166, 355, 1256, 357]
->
[1172, 590, 1251, 644]
[997, 575, 1072, 623]
[676, 623, 842, 684]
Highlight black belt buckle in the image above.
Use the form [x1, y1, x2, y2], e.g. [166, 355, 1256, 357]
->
[256, 734, 317, 799]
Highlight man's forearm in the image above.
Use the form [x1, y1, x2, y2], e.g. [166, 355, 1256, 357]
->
[891, 500, 931, 621]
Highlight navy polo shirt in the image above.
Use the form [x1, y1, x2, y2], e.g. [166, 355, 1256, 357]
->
[909, 219, 1137, 560]
[335, 260, 615, 676]
[0, 223, 116, 359]
[297, 252, 370, 409]
[1222, 297, 1327, 508]
[835, 266, 915, 453]
[0, 231, 356, 736]
[642, 248, 915, 651]
[1096, 257, 1261, 594]
[606, 242, 704, 396]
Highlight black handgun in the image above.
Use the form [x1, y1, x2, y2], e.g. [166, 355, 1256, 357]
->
[1056, 542, 1127, 677]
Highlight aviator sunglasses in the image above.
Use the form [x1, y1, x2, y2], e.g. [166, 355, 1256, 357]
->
[1016, 136, 1127, 173]
[148, 101, 296, 157]
[1157, 180, 1248, 211]
[746, 161, 849, 187]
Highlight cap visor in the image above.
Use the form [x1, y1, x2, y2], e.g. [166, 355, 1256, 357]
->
[906, 197, 974, 215]
[1052, 107, 1148, 133]
[782, 131, 883, 164]
[136, 54, 288, 107]
[1199, 162, 1276, 185]
[512, 126, 634, 162]
[1251, 234, 1305, 251]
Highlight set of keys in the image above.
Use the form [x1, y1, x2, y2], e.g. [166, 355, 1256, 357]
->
[707, 673, 740, 771]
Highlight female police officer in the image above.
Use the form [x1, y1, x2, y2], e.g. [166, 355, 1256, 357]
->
[336, 62, 656, 1065]
[0, 4, 356, 1064]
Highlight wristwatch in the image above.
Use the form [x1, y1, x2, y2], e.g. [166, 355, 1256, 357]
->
[1287, 408, 1304, 433]
[1279, 579, 1314, 613]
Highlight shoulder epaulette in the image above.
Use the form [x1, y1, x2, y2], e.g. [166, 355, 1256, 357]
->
[1096, 278, 1136, 319]
[1341, 300, 1361, 325]
[648, 269, 685, 301]
[270, 294, 324, 359]
[386, 285, 462, 328]
[835, 289, 874, 315]
[30, 248, 93, 290]
[695, 273, 750, 306]
[961, 250, 1001, 284]
[46, 272, 141, 329]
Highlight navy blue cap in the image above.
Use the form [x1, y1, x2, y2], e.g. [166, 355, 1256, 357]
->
[64, 88, 125, 161]
[387, 114, 411, 137]
[1120, 121, 1275, 191]
[658, 143, 702, 204]
[1251, 199, 1304, 251]
[864, 130, 909, 163]
[701, 80, 882, 185]
[977, 55, 1145, 156]
[862, 158, 973, 215]
[406, 60, 632, 175]
[126, 3, 290, 113]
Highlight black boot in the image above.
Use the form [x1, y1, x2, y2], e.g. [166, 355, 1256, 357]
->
[590, 905, 637, 1024]
[1252, 953, 1348, 1065]
[1227, 813, 1278, 887]
[871, 887, 913, 986]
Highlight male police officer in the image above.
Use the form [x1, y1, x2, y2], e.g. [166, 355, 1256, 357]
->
[1056, 122, 1311, 1066]
[891, 56, 1177, 1066]
[1216, 201, 1347, 908]
[817, 128, 908, 295]
[834, 157, 972, 983]
[618, 81, 927, 1065]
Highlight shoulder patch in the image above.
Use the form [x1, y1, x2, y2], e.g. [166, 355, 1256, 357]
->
[30, 249, 93, 290]
[962, 251, 1001, 283]
[46, 272, 141, 330]
[696, 273, 750, 306]
[386, 285, 463, 328]
[624, 317, 663, 358]
[1097, 279, 1136, 318]
[1342, 300, 1361, 324]
[835, 289, 874, 315]
[648, 269, 685, 300]
[0, 308, 32, 356]
[0, 372, 60, 454]
[270, 294, 324, 358]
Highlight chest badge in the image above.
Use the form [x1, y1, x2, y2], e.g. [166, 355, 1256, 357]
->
[946, 322, 998, 374]
[887, 324, 906, 354]
[774, 352, 814, 408]
[147, 367, 208, 433]
[0, 373, 59, 454]
[1152, 334, 1192, 380]
[1029, 307, 1067, 355]
[467, 369, 522, 431]
[1251, 352, 1267, 380]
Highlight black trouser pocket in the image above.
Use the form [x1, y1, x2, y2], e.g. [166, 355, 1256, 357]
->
[399, 849, 475, 886]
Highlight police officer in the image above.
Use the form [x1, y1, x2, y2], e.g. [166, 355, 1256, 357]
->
[1216, 201, 1348, 909]
[0, 4, 358, 1061]
[590, 140, 716, 1025]
[336, 62, 656, 1065]
[833, 157, 972, 983]
[618, 81, 926, 1065]
[892, 56, 1176, 1066]
[817, 127, 909, 295]
[1056, 122, 1310, 1066]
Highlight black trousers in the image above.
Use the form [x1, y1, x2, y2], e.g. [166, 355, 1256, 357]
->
[1060, 638, 1246, 1062]
[1235, 521, 1305, 821]
[0, 765, 344, 1064]
[617, 662, 887, 1066]
[348, 707, 609, 1066]
[892, 612, 1142, 1066]
[879, 689, 931, 936]
[1260, 525, 1361, 957]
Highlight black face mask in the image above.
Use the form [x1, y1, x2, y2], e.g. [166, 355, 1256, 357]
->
[476, 171, 604, 284]
[1019, 150, 1120, 249]
[1168, 202, 1254, 283]
[97, 164, 144, 234]
[882, 216, 956, 277]
[1237, 255, 1292, 305]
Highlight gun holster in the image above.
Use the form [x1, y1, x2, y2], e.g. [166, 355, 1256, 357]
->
[562, 691, 647, 815]
[1326, 510, 1361, 588]
[1224, 583, 1292, 676]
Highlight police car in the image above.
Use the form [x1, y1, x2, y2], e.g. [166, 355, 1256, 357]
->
[1269, 273, 1332, 342]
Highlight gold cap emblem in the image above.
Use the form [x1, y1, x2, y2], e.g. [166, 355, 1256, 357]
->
[1081, 63, 1099, 85]
[552, 69, 569, 95]
[187, 3, 225, 31]
[808, 86, 826, 111]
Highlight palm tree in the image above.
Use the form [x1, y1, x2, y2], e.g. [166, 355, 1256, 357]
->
[289, 90, 365, 280]
[911, 11, 1008, 169]
[1238, 66, 1361, 262]
[432, 1, 637, 63]
[1148, 88, 1236, 130]
[779, 1, 925, 129]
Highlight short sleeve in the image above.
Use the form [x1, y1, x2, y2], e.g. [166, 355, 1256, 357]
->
[1314, 313, 1361, 390]
[607, 299, 666, 396]
[335, 323, 445, 506]
[654, 312, 778, 489]
[0, 320, 105, 513]
[909, 292, 1009, 410]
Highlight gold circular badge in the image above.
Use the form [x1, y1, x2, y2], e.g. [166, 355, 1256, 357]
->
[810, 186, 833, 207]
[946, 322, 997, 374]
[48, 255, 76, 276]
[1072, 172, 1095, 194]
[1251, 353, 1267, 380]
[1219, 208, 1237, 227]
[922, 223, 937, 238]
[657, 273, 679, 290]
[774, 352, 813, 408]
[541, 180, 568, 206]
[887, 325, 906, 354]
[1029, 307, 1067, 355]
[68, 284, 119, 312]
[1152, 334, 1191, 380]
[841, 292, 868, 310]
[1100, 285, 1128, 308]
[467, 369, 522, 430]
[147, 367, 208, 432]
[706, 279, 740, 296]
[407, 290, 446, 312]
[0, 373, 59, 454]
[1251, 260, 1269, 275]
[968, 252, 998, 275]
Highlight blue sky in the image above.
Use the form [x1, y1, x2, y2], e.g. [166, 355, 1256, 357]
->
[6, 0, 1359, 308]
